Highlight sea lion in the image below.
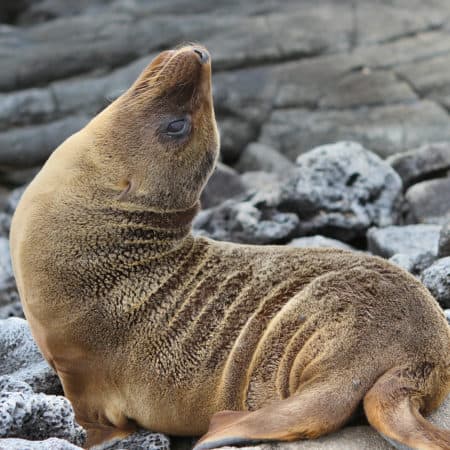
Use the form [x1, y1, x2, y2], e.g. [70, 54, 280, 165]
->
[10, 45, 450, 450]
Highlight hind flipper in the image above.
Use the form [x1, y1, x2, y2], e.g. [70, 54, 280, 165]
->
[194, 378, 362, 450]
[364, 366, 450, 450]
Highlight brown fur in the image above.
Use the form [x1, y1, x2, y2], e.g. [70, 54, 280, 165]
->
[10, 46, 450, 450]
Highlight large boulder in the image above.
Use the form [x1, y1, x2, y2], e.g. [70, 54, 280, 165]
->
[278, 142, 403, 241]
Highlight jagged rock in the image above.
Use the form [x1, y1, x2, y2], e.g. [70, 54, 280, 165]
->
[367, 225, 441, 258]
[439, 223, 450, 258]
[259, 101, 450, 160]
[387, 142, 450, 188]
[193, 197, 299, 244]
[288, 236, 354, 251]
[0, 318, 60, 394]
[235, 143, 293, 174]
[405, 178, 450, 225]
[0, 385, 84, 444]
[278, 142, 402, 241]
[421, 257, 450, 308]
[201, 163, 247, 209]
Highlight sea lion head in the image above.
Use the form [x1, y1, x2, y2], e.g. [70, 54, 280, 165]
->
[87, 44, 219, 211]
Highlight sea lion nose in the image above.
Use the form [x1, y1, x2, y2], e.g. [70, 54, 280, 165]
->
[193, 48, 209, 64]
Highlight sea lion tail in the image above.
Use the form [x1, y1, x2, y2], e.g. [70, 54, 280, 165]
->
[363, 364, 450, 450]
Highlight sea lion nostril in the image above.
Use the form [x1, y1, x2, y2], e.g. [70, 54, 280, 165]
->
[193, 48, 209, 64]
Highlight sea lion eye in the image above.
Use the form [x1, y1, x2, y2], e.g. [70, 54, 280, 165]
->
[166, 119, 189, 137]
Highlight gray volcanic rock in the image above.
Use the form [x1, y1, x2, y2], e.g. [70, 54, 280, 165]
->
[388, 142, 450, 188]
[0, 116, 90, 170]
[193, 197, 299, 244]
[0, 238, 21, 319]
[235, 143, 293, 174]
[288, 236, 354, 251]
[367, 225, 441, 258]
[0, 318, 60, 394]
[279, 142, 402, 241]
[201, 163, 247, 209]
[259, 101, 450, 160]
[0, 437, 82, 449]
[421, 257, 450, 308]
[405, 178, 450, 225]
[0, 383, 84, 444]
[101, 430, 170, 450]
[439, 223, 450, 258]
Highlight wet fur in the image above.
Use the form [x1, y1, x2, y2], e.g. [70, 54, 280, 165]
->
[10, 46, 450, 449]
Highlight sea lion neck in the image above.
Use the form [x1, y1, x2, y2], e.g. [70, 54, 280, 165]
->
[87, 200, 200, 260]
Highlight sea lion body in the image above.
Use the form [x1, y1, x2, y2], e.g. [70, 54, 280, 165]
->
[10, 46, 450, 449]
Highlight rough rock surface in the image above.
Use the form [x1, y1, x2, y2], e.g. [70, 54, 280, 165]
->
[405, 178, 450, 225]
[278, 142, 403, 241]
[194, 197, 299, 245]
[0, 437, 82, 449]
[0, 318, 60, 394]
[421, 257, 450, 308]
[388, 142, 450, 188]
[367, 225, 441, 258]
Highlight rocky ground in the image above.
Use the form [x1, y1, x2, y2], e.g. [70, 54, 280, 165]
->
[1, 0, 450, 449]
